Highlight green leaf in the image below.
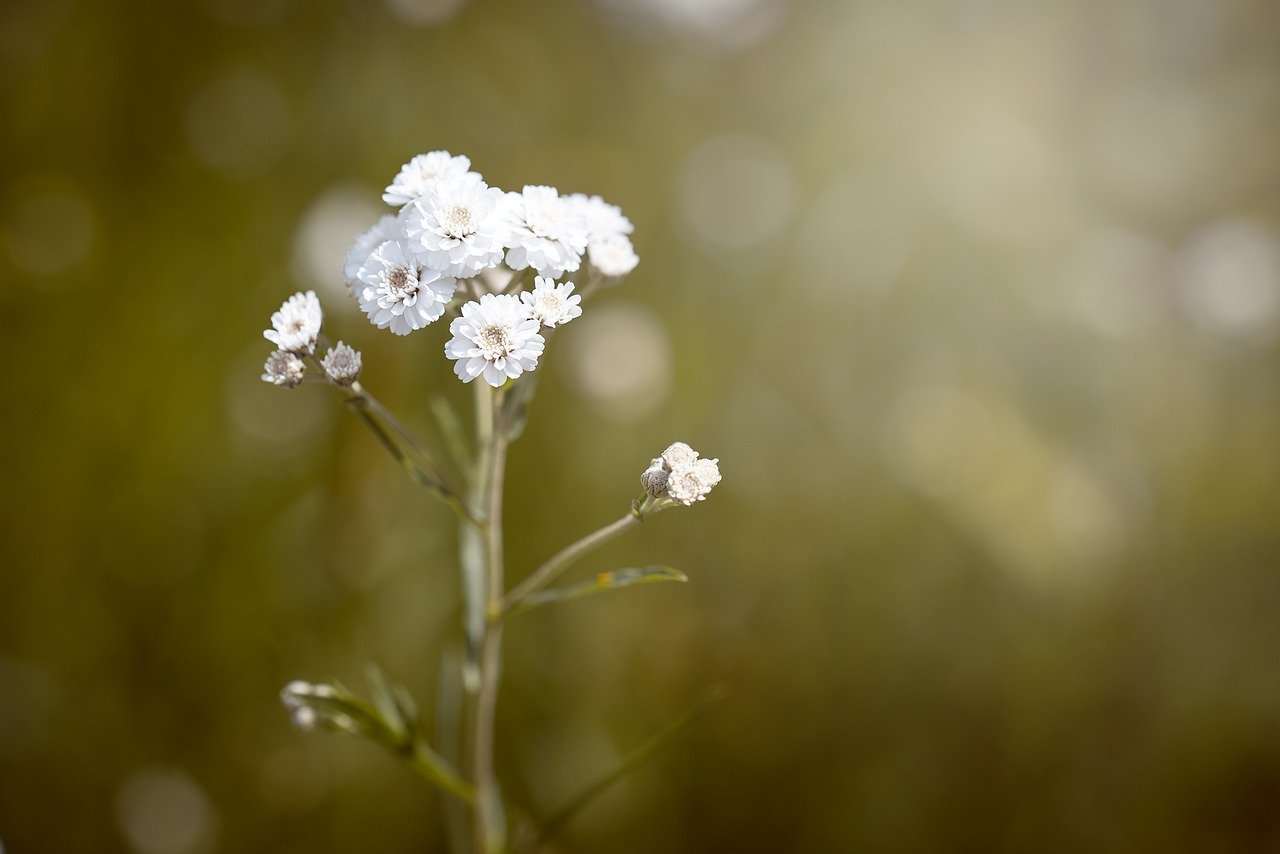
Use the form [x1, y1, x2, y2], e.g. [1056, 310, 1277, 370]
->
[364, 662, 409, 744]
[535, 684, 728, 844]
[509, 566, 688, 616]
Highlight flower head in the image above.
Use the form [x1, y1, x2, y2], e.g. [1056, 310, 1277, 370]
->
[567, 193, 634, 242]
[343, 214, 400, 292]
[640, 442, 721, 507]
[520, 277, 582, 328]
[504, 185, 589, 279]
[356, 239, 457, 335]
[262, 350, 306, 388]
[662, 442, 698, 467]
[665, 458, 722, 505]
[444, 293, 545, 387]
[264, 290, 322, 355]
[383, 150, 476, 207]
[402, 175, 509, 278]
[587, 233, 639, 278]
[321, 341, 362, 386]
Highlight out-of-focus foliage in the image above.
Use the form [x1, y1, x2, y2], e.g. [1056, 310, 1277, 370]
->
[3, 0, 1280, 851]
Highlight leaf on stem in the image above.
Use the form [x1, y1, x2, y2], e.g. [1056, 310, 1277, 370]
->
[508, 566, 688, 616]
[365, 662, 411, 743]
[535, 684, 729, 845]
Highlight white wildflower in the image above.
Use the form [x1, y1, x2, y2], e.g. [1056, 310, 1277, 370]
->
[444, 293, 545, 387]
[343, 214, 400, 291]
[262, 350, 306, 388]
[567, 193, 634, 242]
[587, 233, 639, 278]
[640, 457, 668, 497]
[321, 341, 362, 386]
[641, 443, 721, 506]
[665, 458, 722, 505]
[383, 150, 476, 207]
[520, 276, 582, 328]
[402, 175, 509, 278]
[264, 290, 322, 355]
[662, 442, 698, 468]
[504, 185, 589, 278]
[356, 239, 457, 335]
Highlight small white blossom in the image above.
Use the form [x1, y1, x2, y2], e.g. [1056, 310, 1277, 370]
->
[587, 233, 639, 278]
[641, 457, 668, 497]
[665, 458, 722, 505]
[402, 175, 509, 278]
[444, 293, 545, 387]
[343, 214, 400, 291]
[520, 277, 582, 328]
[383, 150, 476, 207]
[321, 341, 362, 386]
[504, 185, 589, 279]
[567, 193, 634, 242]
[641, 443, 721, 506]
[662, 442, 698, 468]
[264, 290, 323, 355]
[262, 350, 306, 387]
[356, 239, 457, 335]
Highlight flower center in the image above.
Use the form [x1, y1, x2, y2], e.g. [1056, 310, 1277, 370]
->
[442, 205, 473, 238]
[539, 292, 563, 313]
[526, 206, 560, 240]
[387, 266, 418, 297]
[478, 324, 513, 359]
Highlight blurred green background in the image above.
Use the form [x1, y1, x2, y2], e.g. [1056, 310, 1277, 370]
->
[4, 0, 1280, 851]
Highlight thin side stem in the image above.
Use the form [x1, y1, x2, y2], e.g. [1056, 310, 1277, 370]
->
[502, 511, 641, 613]
[472, 386, 508, 854]
[342, 381, 481, 527]
[406, 740, 477, 804]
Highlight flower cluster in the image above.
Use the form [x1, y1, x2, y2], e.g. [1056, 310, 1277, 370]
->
[263, 150, 641, 390]
[260, 290, 363, 388]
[641, 442, 722, 506]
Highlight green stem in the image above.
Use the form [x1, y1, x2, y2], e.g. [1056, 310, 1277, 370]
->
[472, 386, 509, 853]
[406, 740, 477, 804]
[342, 383, 481, 527]
[502, 510, 641, 614]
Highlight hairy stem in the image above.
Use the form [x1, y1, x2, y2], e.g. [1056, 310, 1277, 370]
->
[503, 511, 641, 613]
[472, 386, 508, 853]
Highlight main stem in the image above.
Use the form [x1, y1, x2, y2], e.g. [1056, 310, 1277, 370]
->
[472, 386, 508, 853]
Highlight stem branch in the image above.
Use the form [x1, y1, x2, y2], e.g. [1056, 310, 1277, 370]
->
[502, 510, 641, 613]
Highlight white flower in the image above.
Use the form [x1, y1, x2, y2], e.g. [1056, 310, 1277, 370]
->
[665, 458, 722, 505]
[504, 185, 589, 278]
[662, 442, 698, 468]
[264, 290, 323, 354]
[262, 350, 306, 387]
[321, 341, 362, 386]
[383, 150, 476, 207]
[402, 175, 509, 278]
[520, 276, 582, 328]
[356, 239, 457, 335]
[641, 443, 721, 506]
[567, 192, 634, 241]
[641, 457, 668, 497]
[444, 293, 545, 387]
[343, 214, 400, 291]
[587, 233, 639, 278]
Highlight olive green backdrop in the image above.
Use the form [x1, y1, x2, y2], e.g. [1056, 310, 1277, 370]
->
[3, 0, 1280, 851]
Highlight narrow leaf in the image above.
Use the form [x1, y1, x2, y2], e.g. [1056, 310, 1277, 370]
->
[536, 684, 728, 844]
[364, 662, 408, 744]
[509, 566, 688, 616]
